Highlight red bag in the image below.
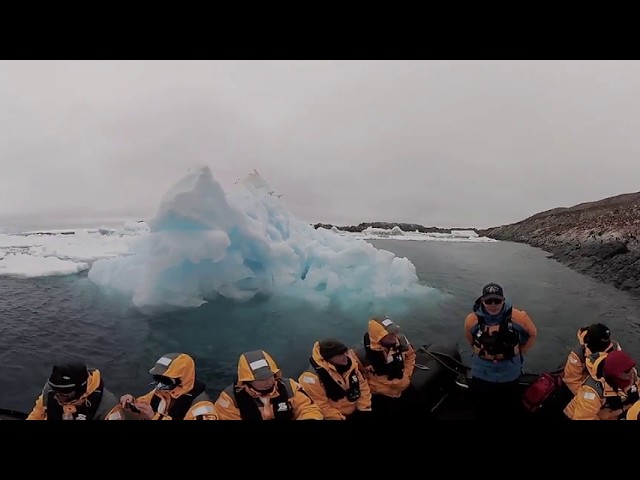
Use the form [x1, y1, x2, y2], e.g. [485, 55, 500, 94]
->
[522, 373, 563, 413]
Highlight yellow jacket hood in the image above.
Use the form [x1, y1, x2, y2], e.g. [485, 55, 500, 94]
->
[149, 353, 196, 398]
[67, 369, 102, 405]
[367, 317, 400, 349]
[312, 341, 329, 367]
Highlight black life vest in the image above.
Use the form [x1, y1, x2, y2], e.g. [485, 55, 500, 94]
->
[363, 333, 407, 380]
[309, 357, 360, 402]
[472, 306, 521, 361]
[229, 378, 296, 420]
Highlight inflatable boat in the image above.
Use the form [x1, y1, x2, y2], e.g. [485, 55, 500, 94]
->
[410, 343, 571, 420]
[2, 343, 572, 420]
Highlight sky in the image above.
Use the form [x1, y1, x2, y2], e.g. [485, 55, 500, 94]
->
[1, 60, 640, 231]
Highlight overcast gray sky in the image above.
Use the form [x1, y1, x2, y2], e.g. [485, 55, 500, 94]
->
[1, 60, 639, 231]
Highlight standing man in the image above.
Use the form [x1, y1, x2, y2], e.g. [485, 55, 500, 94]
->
[464, 282, 537, 419]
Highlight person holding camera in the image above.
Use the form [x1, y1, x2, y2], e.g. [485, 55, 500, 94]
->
[117, 352, 217, 420]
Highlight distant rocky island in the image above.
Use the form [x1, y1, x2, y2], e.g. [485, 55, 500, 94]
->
[316, 191, 640, 295]
[313, 222, 479, 234]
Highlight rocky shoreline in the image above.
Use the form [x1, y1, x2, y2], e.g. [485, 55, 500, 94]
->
[478, 192, 640, 295]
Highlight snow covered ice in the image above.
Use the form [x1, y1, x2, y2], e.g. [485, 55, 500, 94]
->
[0, 222, 144, 278]
[345, 226, 497, 242]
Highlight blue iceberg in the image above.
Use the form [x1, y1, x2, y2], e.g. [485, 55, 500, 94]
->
[88, 166, 436, 313]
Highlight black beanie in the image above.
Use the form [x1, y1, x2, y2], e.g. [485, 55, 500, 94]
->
[319, 339, 348, 360]
[48, 362, 89, 390]
[585, 323, 611, 352]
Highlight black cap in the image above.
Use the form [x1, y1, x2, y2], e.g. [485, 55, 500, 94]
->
[482, 283, 504, 298]
[48, 362, 89, 390]
[319, 339, 348, 360]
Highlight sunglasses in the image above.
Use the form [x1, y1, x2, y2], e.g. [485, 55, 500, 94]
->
[482, 298, 504, 305]
[152, 375, 179, 390]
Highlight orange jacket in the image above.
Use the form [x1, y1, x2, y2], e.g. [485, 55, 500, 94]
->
[27, 369, 120, 420]
[359, 318, 416, 398]
[298, 342, 372, 420]
[126, 353, 217, 420]
[626, 401, 640, 420]
[562, 328, 622, 395]
[214, 350, 323, 420]
[564, 352, 639, 420]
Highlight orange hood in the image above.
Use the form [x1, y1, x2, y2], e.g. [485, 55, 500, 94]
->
[149, 353, 196, 399]
[367, 317, 400, 350]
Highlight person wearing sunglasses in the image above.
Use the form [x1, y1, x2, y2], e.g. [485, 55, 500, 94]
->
[564, 349, 639, 420]
[26, 361, 121, 420]
[117, 352, 217, 420]
[463, 282, 538, 420]
[358, 316, 418, 419]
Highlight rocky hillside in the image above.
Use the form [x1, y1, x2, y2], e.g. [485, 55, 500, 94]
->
[478, 192, 640, 294]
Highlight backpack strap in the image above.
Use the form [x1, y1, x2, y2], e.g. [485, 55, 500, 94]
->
[583, 376, 605, 398]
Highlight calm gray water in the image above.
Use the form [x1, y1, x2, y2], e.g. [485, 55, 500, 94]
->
[2, 239, 639, 414]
